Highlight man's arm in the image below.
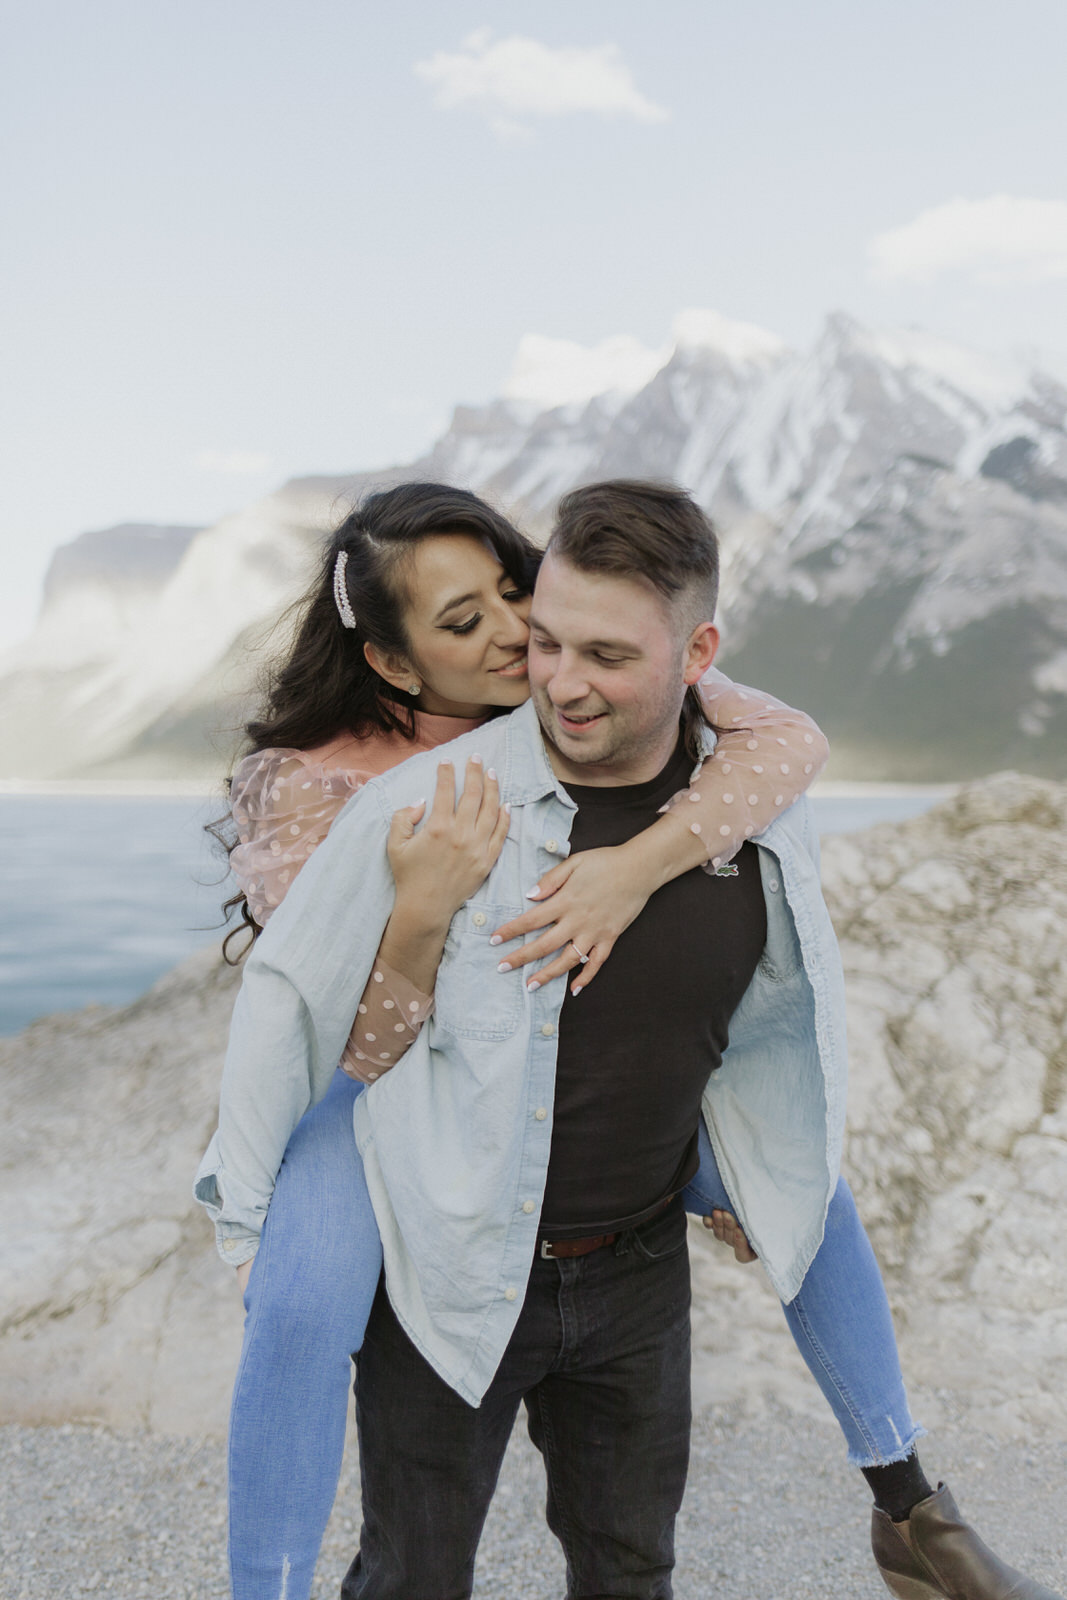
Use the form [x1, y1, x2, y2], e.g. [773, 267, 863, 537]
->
[194, 781, 398, 1262]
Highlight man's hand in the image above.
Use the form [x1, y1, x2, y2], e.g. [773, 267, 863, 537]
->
[702, 1209, 757, 1264]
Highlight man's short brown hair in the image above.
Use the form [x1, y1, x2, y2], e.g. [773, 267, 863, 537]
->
[547, 479, 719, 627]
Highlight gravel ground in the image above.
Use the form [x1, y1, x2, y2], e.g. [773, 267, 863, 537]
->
[2, 1398, 1065, 1600]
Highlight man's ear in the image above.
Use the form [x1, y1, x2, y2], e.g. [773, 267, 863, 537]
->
[683, 622, 719, 685]
[364, 641, 417, 695]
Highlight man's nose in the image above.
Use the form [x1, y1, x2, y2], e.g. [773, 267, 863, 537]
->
[548, 652, 591, 706]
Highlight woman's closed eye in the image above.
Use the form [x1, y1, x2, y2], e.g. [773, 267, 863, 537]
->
[445, 614, 481, 636]
[443, 588, 528, 636]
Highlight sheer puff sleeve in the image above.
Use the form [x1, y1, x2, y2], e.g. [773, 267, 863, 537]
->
[340, 959, 434, 1084]
[229, 749, 432, 1081]
[663, 670, 830, 870]
[229, 749, 365, 927]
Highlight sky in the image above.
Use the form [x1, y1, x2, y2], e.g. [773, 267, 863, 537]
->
[2, 0, 1066, 646]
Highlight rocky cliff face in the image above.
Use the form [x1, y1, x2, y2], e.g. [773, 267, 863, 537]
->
[691, 772, 1067, 1437]
[1, 312, 1065, 779]
[2, 775, 1064, 1438]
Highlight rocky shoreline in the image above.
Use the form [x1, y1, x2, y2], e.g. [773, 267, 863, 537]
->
[2, 772, 1066, 1593]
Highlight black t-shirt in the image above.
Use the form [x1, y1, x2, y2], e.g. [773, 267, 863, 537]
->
[539, 738, 768, 1237]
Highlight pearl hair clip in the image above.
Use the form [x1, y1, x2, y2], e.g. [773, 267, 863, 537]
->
[333, 550, 357, 629]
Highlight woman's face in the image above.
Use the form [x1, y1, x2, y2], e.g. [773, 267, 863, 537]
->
[391, 534, 533, 717]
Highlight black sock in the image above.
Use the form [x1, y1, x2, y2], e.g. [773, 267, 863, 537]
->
[862, 1453, 935, 1521]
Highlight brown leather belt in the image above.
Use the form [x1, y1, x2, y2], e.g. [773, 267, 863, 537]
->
[538, 1194, 676, 1260]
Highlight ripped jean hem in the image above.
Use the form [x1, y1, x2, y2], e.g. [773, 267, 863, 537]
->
[846, 1424, 927, 1471]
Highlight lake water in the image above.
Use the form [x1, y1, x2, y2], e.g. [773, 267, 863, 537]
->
[0, 790, 945, 1037]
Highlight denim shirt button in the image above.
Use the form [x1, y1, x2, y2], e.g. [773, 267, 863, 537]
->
[535, 1107, 548, 1121]
[223, 1240, 236, 1252]
[504, 1287, 518, 1301]
[540, 1022, 555, 1037]
[472, 911, 487, 927]
[545, 839, 559, 853]
[768, 878, 780, 892]
[522, 1200, 536, 1213]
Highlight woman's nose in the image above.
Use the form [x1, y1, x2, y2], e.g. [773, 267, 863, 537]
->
[491, 597, 530, 647]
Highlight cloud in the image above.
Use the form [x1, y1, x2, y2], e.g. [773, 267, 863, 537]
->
[503, 332, 668, 410]
[194, 450, 271, 476]
[869, 195, 1067, 286]
[413, 30, 668, 138]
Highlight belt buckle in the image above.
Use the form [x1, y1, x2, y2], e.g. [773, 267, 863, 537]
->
[540, 1238, 556, 1259]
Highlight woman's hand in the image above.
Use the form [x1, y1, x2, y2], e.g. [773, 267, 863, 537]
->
[491, 843, 653, 994]
[236, 1258, 254, 1294]
[388, 755, 511, 927]
[491, 808, 707, 995]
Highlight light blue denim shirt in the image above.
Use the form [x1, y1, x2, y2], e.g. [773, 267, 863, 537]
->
[195, 697, 848, 1405]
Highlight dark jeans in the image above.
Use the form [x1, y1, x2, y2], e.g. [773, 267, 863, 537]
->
[342, 1197, 692, 1600]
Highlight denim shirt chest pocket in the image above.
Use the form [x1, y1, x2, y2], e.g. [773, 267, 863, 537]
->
[433, 900, 527, 1040]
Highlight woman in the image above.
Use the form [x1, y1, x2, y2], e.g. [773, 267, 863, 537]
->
[207, 483, 1047, 1600]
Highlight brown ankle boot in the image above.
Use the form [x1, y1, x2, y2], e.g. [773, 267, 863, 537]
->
[872, 1483, 1063, 1600]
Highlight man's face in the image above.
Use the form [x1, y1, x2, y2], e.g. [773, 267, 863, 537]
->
[527, 551, 717, 786]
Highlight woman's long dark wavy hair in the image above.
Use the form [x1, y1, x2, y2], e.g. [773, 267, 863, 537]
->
[212, 482, 541, 959]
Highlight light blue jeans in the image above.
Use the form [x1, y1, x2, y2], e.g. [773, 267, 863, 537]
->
[228, 1072, 921, 1600]
[681, 1120, 922, 1466]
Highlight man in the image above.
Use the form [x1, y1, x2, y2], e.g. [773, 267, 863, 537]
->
[201, 482, 1060, 1600]
[344, 481, 769, 1599]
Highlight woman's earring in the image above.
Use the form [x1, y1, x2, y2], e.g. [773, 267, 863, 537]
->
[408, 682, 421, 696]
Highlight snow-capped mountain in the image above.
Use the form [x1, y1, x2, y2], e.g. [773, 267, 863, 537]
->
[2, 309, 1066, 779]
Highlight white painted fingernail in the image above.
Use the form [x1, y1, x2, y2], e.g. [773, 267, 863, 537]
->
[497, 961, 512, 973]
[526, 979, 541, 992]
[570, 983, 583, 995]
[489, 935, 503, 947]
[526, 886, 542, 899]
[487, 767, 497, 780]
[471, 753, 483, 764]
[504, 802, 512, 814]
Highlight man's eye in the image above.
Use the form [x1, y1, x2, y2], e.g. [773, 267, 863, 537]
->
[447, 614, 481, 636]
[531, 635, 558, 652]
[593, 654, 625, 666]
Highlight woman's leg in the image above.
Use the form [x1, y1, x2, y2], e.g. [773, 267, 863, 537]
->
[227, 1069, 382, 1600]
[683, 1126, 1064, 1597]
[681, 1120, 921, 1466]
